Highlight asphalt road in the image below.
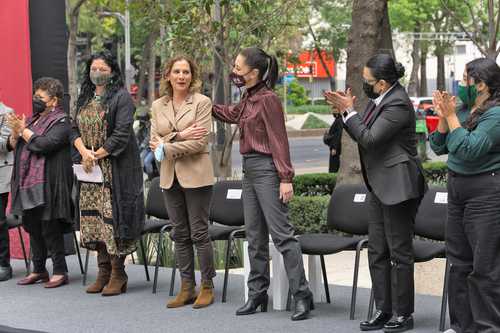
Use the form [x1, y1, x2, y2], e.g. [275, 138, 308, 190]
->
[230, 136, 446, 175]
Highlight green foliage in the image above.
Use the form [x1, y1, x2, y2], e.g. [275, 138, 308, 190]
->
[310, 0, 352, 60]
[422, 161, 448, 184]
[287, 105, 332, 114]
[301, 114, 330, 129]
[293, 173, 337, 196]
[289, 195, 330, 234]
[275, 80, 310, 107]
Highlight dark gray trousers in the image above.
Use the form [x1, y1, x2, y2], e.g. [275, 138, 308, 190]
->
[163, 179, 215, 282]
[242, 154, 310, 299]
[447, 171, 500, 333]
[367, 194, 419, 316]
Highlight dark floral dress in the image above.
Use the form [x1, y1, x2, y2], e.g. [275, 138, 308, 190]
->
[78, 98, 137, 256]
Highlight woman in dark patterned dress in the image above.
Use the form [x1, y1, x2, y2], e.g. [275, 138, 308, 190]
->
[71, 51, 144, 296]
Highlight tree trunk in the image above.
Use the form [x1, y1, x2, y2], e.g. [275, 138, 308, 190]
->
[211, 0, 232, 179]
[66, 0, 87, 119]
[407, 31, 420, 97]
[419, 44, 428, 96]
[137, 31, 158, 104]
[337, 0, 393, 185]
[147, 44, 156, 107]
[436, 45, 446, 91]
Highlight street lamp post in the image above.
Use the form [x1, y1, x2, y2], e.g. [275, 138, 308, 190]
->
[100, 0, 133, 92]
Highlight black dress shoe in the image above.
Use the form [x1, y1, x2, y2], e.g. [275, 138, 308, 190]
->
[291, 294, 314, 321]
[0, 265, 12, 281]
[383, 315, 414, 333]
[360, 310, 393, 331]
[236, 293, 268, 315]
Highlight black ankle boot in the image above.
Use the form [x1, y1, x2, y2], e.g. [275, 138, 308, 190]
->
[291, 293, 314, 321]
[236, 293, 268, 315]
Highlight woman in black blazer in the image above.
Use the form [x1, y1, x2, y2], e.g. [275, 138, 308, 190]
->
[326, 54, 427, 333]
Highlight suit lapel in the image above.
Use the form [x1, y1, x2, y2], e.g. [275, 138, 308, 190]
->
[175, 94, 194, 123]
[366, 83, 402, 128]
[159, 97, 176, 130]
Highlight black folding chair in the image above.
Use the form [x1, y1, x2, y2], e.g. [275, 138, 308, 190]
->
[6, 215, 29, 273]
[7, 214, 84, 276]
[367, 186, 449, 331]
[297, 183, 371, 319]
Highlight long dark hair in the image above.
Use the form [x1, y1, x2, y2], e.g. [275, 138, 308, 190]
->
[76, 50, 124, 111]
[239, 47, 279, 89]
[465, 58, 500, 130]
[366, 53, 405, 85]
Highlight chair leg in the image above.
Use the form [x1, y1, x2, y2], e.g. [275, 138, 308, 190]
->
[153, 230, 164, 294]
[169, 258, 176, 296]
[73, 231, 84, 275]
[222, 234, 234, 303]
[140, 237, 150, 282]
[17, 226, 29, 273]
[320, 255, 331, 304]
[82, 249, 90, 286]
[367, 288, 375, 320]
[439, 258, 450, 331]
[350, 239, 367, 320]
[286, 288, 292, 311]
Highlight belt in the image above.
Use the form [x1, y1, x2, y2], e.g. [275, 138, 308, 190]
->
[448, 169, 500, 177]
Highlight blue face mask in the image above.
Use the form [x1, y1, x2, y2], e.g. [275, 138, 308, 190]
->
[154, 143, 164, 162]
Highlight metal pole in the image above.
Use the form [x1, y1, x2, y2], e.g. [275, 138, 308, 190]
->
[124, 0, 132, 92]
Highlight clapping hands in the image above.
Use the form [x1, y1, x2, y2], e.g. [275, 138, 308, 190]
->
[432, 91, 456, 118]
[324, 88, 357, 115]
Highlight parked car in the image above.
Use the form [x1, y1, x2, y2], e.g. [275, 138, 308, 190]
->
[411, 97, 439, 133]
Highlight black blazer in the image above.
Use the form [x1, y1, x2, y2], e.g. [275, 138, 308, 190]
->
[344, 83, 427, 205]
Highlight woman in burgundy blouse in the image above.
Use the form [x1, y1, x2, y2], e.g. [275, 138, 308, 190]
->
[213, 47, 313, 321]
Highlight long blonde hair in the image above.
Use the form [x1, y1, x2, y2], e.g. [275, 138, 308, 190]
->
[159, 55, 201, 99]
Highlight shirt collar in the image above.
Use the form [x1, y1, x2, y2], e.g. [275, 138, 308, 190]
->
[246, 81, 267, 96]
[373, 83, 396, 106]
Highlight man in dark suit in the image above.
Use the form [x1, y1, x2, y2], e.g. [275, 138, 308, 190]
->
[326, 54, 427, 333]
[323, 117, 343, 173]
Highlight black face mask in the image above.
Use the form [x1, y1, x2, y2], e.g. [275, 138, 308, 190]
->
[229, 72, 247, 88]
[362, 81, 380, 99]
[33, 98, 47, 115]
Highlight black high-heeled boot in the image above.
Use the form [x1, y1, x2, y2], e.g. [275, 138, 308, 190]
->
[291, 293, 314, 321]
[235, 293, 268, 315]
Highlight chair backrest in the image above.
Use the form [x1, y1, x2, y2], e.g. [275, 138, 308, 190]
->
[145, 177, 169, 220]
[209, 180, 244, 227]
[415, 186, 447, 241]
[327, 183, 371, 235]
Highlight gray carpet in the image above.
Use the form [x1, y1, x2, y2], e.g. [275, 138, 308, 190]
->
[0, 254, 447, 333]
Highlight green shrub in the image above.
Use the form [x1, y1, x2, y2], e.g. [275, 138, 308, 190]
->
[287, 105, 332, 114]
[422, 161, 447, 184]
[301, 114, 330, 129]
[293, 173, 336, 196]
[289, 195, 330, 234]
[275, 80, 309, 106]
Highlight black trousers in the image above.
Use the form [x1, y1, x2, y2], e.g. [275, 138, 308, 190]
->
[367, 194, 420, 316]
[23, 208, 68, 275]
[0, 193, 9, 267]
[447, 171, 500, 333]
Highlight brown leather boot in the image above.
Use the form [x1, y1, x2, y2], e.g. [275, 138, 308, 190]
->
[193, 279, 214, 309]
[101, 256, 128, 297]
[86, 245, 111, 294]
[167, 278, 197, 308]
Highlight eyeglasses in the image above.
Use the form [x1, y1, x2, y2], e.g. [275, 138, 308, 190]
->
[363, 78, 378, 85]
